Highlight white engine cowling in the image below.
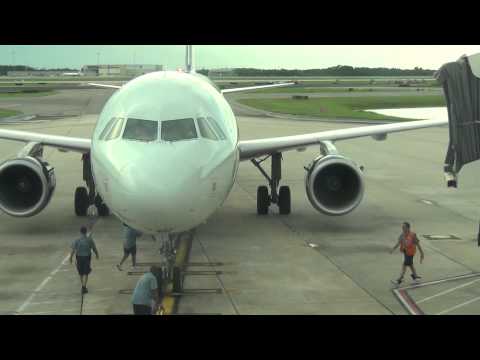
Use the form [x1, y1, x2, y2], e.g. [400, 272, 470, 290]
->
[305, 155, 364, 216]
[0, 156, 56, 217]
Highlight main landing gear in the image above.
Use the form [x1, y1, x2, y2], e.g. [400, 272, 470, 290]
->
[74, 152, 110, 217]
[251, 152, 291, 215]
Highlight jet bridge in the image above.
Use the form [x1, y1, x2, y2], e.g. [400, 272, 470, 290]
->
[435, 53, 480, 187]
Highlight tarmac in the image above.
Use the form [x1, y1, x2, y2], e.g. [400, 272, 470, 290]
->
[1, 88, 479, 315]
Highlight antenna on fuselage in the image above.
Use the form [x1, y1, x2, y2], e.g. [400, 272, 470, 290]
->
[185, 45, 195, 73]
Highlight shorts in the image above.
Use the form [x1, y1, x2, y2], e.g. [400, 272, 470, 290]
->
[403, 254, 414, 266]
[76, 256, 91, 276]
[133, 304, 152, 315]
[124, 246, 137, 256]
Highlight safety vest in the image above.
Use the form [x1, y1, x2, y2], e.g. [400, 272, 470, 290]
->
[400, 231, 416, 256]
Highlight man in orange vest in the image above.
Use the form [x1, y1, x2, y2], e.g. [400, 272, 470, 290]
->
[390, 222, 425, 286]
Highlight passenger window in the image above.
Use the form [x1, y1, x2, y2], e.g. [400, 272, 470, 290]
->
[161, 118, 197, 142]
[206, 117, 226, 140]
[197, 117, 218, 140]
[105, 117, 125, 141]
[122, 118, 158, 142]
[99, 117, 118, 140]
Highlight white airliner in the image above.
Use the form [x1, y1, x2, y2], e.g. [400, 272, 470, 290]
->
[0, 46, 447, 234]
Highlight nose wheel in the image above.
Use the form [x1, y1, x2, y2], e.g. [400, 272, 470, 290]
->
[252, 153, 291, 215]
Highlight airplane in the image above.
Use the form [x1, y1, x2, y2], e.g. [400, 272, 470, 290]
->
[62, 72, 82, 77]
[0, 46, 447, 235]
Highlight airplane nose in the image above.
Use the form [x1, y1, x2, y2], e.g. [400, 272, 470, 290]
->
[113, 155, 203, 232]
[102, 139, 235, 233]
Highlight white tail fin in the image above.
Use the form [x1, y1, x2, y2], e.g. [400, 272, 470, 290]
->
[185, 45, 195, 73]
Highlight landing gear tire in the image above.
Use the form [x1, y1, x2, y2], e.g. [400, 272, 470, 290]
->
[75, 187, 89, 216]
[95, 194, 110, 217]
[257, 186, 270, 215]
[278, 186, 291, 215]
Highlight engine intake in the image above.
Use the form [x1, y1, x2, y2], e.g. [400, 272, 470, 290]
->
[305, 155, 364, 216]
[0, 156, 56, 217]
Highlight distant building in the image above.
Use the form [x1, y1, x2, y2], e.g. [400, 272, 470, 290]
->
[81, 64, 163, 77]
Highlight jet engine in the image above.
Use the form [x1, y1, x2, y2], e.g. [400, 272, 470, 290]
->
[305, 145, 364, 216]
[0, 156, 56, 217]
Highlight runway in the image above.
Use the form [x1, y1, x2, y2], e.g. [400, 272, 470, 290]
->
[0, 88, 479, 315]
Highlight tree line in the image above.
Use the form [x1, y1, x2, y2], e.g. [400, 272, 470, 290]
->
[197, 65, 435, 77]
[0, 65, 79, 75]
[1, 64, 435, 77]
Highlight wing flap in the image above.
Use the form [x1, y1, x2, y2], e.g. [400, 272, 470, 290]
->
[238, 118, 447, 160]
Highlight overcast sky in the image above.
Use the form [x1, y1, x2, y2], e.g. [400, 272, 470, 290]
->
[1, 45, 479, 70]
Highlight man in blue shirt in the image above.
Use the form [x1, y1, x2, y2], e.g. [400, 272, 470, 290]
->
[70, 225, 99, 294]
[132, 266, 162, 315]
[116, 224, 142, 271]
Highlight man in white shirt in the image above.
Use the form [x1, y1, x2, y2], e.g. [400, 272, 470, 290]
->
[131, 266, 162, 315]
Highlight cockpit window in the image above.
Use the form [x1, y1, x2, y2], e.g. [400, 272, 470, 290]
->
[161, 118, 197, 142]
[197, 117, 218, 140]
[99, 117, 118, 140]
[105, 117, 125, 141]
[122, 118, 158, 142]
[206, 117, 226, 140]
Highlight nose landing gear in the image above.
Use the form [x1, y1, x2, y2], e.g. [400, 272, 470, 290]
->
[74, 152, 110, 217]
[252, 152, 291, 215]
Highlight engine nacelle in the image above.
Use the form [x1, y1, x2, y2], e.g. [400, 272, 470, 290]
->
[0, 156, 56, 217]
[305, 155, 364, 216]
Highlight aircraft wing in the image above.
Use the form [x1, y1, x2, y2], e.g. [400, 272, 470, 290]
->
[0, 128, 91, 153]
[221, 82, 296, 94]
[88, 83, 122, 89]
[238, 118, 447, 160]
[91, 81, 295, 93]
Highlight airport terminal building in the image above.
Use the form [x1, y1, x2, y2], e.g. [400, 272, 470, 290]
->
[81, 64, 163, 77]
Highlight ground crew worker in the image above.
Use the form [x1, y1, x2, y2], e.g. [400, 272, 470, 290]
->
[131, 266, 163, 315]
[390, 222, 424, 285]
[116, 224, 142, 271]
[70, 225, 99, 294]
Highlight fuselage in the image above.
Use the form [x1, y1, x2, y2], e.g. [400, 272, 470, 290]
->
[91, 71, 239, 234]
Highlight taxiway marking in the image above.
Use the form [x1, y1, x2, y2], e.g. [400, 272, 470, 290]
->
[416, 277, 480, 304]
[16, 253, 70, 314]
[437, 295, 480, 315]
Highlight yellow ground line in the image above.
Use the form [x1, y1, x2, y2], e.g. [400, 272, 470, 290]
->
[157, 232, 193, 315]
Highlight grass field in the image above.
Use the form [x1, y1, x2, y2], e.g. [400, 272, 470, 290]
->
[238, 95, 446, 121]
[0, 108, 21, 118]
